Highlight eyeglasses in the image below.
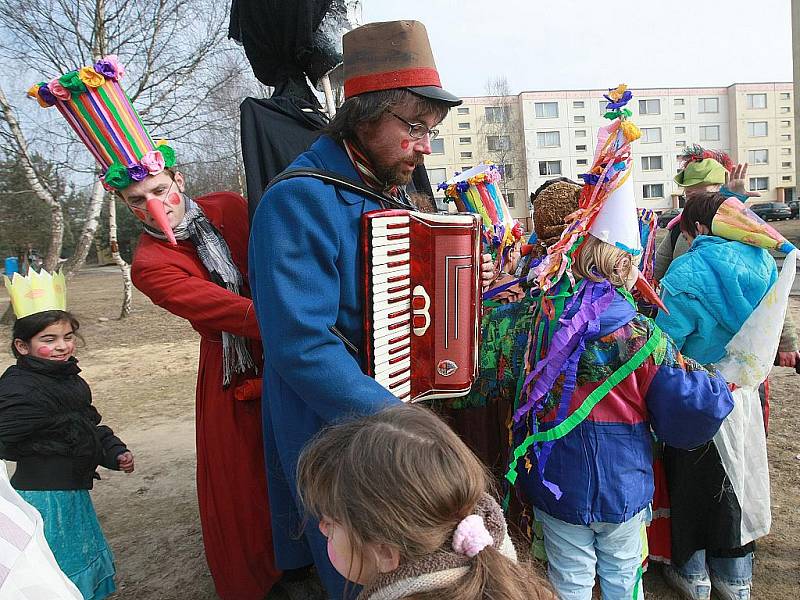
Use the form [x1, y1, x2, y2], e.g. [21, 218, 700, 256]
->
[124, 179, 177, 210]
[386, 110, 439, 140]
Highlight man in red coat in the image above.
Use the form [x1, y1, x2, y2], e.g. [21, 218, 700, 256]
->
[123, 169, 281, 599]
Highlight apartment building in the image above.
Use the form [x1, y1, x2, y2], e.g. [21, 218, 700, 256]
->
[424, 96, 531, 226]
[425, 83, 794, 222]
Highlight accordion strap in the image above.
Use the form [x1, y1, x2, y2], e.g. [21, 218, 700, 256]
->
[265, 168, 412, 211]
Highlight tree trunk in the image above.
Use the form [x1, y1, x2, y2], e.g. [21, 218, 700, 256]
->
[0, 84, 64, 270]
[107, 197, 133, 318]
[62, 180, 106, 278]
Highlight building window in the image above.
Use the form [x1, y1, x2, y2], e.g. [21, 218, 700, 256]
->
[748, 149, 768, 165]
[457, 107, 470, 115]
[576, 144, 587, 151]
[782, 161, 792, 168]
[780, 92, 791, 100]
[746, 93, 767, 109]
[781, 106, 792, 113]
[747, 121, 768, 137]
[782, 147, 792, 155]
[676, 140, 686, 147]
[427, 168, 447, 186]
[674, 98, 685, 105]
[577, 158, 588, 166]
[575, 129, 587, 138]
[749, 177, 769, 191]
[430, 138, 445, 154]
[459, 136, 471, 144]
[485, 106, 511, 123]
[783, 175, 793, 182]
[536, 131, 561, 147]
[639, 99, 661, 115]
[461, 165, 473, 171]
[641, 127, 662, 143]
[534, 102, 559, 118]
[539, 160, 562, 176]
[500, 164, 514, 180]
[699, 125, 720, 141]
[642, 156, 663, 171]
[506, 192, 515, 208]
[574, 115, 585, 123]
[781, 134, 792, 142]
[675, 126, 686, 134]
[782, 120, 792, 128]
[460, 151, 473, 159]
[643, 184, 664, 199]
[599, 100, 610, 114]
[698, 97, 719, 113]
[487, 135, 512, 151]
[573, 101, 585, 109]
[674, 112, 685, 120]
[458, 122, 470, 130]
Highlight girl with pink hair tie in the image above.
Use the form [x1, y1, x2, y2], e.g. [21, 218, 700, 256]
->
[296, 404, 555, 600]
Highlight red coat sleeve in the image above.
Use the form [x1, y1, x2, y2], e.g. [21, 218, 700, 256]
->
[132, 251, 261, 340]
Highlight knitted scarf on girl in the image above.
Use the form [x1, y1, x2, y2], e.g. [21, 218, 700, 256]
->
[357, 494, 517, 600]
[143, 197, 255, 387]
[343, 138, 413, 207]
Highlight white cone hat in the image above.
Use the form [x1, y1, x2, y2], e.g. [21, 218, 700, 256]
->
[588, 174, 641, 256]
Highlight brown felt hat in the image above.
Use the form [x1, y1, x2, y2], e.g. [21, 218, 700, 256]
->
[342, 20, 461, 106]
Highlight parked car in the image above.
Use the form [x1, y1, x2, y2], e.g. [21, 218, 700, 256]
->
[749, 202, 793, 221]
[657, 208, 681, 228]
[789, 200, 799, 219]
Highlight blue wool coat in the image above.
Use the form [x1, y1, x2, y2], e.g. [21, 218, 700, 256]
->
[656, 235, 777, 364]
[248, 136, 399, 597]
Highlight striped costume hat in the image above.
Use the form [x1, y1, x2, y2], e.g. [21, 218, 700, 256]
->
[27, 56, 176, 190]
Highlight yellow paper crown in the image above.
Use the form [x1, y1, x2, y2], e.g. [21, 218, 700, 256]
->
[3, 270, 67, 319]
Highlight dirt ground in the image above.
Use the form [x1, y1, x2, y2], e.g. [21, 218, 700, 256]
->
[1, 219, 800, 599]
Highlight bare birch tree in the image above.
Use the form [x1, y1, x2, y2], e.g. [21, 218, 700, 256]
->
[0, 85, 64, 271]
[0, 0, 238, 315]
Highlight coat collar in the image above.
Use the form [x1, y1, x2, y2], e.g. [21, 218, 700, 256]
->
[306, 135, 379, 206]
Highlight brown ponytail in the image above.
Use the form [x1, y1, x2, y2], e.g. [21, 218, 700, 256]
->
[297, 404, 554, 599]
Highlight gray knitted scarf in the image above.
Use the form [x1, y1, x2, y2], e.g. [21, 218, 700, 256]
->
[144, 197, 255, 386]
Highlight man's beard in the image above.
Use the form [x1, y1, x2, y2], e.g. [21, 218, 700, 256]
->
[373, 154, 425, 189]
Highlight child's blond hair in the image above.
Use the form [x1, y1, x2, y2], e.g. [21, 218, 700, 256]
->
[572, 234, 634, 288]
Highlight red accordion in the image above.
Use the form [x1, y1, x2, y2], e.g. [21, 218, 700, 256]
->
[362, 209, 481, 402]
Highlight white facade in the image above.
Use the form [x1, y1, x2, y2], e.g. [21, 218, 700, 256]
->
[426, 83, 794, 220]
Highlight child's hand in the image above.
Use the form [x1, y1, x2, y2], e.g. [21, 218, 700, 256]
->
[117, 451, 135, 473]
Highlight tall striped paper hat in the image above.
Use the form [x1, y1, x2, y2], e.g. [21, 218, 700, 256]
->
[27, 56, 176, 190]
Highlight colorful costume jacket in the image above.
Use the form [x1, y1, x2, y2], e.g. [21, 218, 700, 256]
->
[515, 290, 734, 526]
[249, 135, 399, 597]
[131, 192, 280, 600]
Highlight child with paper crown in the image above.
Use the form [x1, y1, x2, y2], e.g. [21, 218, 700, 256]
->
[28, 59, 280, 599]
[506, 87, 734, 600]
[0, 270, 134, 600]
[656, 192, 797, 600]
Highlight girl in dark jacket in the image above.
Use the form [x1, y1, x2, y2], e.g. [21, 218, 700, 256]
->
[0, 309, 133, 600]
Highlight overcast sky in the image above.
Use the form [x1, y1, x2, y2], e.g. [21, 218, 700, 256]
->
[360, 0, 793, 96]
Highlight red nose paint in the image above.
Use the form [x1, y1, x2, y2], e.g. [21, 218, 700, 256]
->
[168, 192, 181, 206]
[145, 198, 178, 245]
[36, 346, 52, 358]
[400, 139, 410, 150]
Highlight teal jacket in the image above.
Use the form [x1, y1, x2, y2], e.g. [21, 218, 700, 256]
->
[656, 235, 777, 364]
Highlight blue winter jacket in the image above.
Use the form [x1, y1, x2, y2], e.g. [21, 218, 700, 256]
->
[515, 291, 733, 526]
[656, 235, 777, 363]
[249, 136, 399, 598]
